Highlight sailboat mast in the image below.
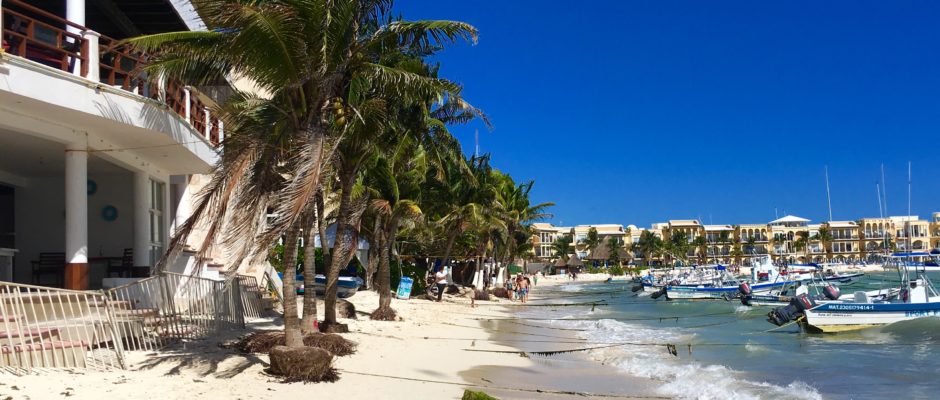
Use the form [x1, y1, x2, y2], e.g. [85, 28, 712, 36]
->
[881, 164, 888, 217]
[825, 166, 833, 222]
[907, 162, 913, 256]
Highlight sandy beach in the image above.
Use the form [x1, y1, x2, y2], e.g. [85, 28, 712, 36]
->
[0, 274, 658, 400]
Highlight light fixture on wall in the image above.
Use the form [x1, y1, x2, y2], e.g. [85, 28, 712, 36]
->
[101, 205, 118, 222]
[87, 179, 98, 195]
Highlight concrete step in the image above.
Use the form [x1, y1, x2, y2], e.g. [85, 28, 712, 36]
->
[0, 327, 58, 340]
[112, 308, 158, 318]
[1, 340, 88, 369]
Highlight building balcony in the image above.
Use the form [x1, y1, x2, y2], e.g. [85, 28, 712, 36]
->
[1, 0, 221, 161]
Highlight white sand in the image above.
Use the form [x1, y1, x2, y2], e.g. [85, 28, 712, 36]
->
[0, 276, 621, 400]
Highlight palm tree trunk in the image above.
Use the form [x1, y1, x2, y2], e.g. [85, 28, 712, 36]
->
[441, 223, 460, 267]
[324, 169, 357, 328]
[374, 217, 399, 318]
[301, 211, 319, 334]
[316, 189, 331, 268]
[281, 225, 303, 346]
[365, 216, 382, 290]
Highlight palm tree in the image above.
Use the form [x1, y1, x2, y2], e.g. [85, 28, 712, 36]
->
[692, 236, 707, 264]
[552, 234, 573, 261]
[668, 231, 690, 265]
[135, 0, 481, 342]
[495, 177, 553, 266]
[818, 226, 834, 262]
[583, 227, 601, 258]
[635, 230, 663, 267]
[365, 136, 428, 319]
[605, 236, 623, 267]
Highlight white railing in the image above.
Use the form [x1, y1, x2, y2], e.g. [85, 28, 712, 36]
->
[0, 282, 125, 373]
[1, 272, 262, 372]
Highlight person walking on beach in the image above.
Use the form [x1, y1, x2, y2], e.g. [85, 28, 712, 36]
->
[522, 274, 532, 303]
[434, 266, 448, 302]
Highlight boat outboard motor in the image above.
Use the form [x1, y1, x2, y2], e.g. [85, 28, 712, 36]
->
[631, 284, 644, 293]
[767, 294, 816, 326]
[823, 285, 841, 301]
[738, 282, 753, 306]
[650, 287, 667, 299]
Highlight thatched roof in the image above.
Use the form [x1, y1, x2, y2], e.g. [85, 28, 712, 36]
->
[553, 258, 568, 267]
[586, 245, 633, 261]
[566, 254, 583, 267]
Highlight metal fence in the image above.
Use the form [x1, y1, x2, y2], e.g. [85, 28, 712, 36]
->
[0, 272, 263, 372]
[0, 282, 125, 373]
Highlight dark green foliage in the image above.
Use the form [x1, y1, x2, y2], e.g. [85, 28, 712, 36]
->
[462, 390, 499, 400]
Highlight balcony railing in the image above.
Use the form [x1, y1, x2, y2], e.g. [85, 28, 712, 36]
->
[1, 0, 221, 146]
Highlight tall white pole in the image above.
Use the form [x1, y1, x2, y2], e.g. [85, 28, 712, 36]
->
[825, 166, 833, 222]
[64, 143, 88, 289]
[66, 0, 86, 74]
[134, 171, 151, 269]
[881, 164, 888, 217]
[907, 162, 912, 253]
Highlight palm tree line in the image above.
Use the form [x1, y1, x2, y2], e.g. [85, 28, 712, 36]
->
[131, 0, 551, 343]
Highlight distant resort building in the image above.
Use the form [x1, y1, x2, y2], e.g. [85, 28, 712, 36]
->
[531, 212, 940, 267]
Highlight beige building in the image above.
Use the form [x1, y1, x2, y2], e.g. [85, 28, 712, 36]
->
[530, 223, 571, 261]
[534, 211, 940, 267]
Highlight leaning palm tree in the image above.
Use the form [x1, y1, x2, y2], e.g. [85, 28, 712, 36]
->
[133, 0, 480, 343]
[366, 138, 427, 319]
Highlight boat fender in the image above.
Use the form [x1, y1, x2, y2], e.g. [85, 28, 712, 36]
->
[823, 285, 841, 301]
[631, 284, 644, 293]
[738, 282, 752, 296]
[650, 287, 667, 300]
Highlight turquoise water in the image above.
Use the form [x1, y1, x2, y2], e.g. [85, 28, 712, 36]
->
[525, 273, 940, 399]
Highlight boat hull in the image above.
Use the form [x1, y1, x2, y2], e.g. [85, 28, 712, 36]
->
[666, 281, 792, 300]
[804, 302, 940, 333]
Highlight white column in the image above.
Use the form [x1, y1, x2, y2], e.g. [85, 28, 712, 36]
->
[81, 30, 99, 81]
[218, 121, 224, 143]
[204, 109, 212, 137]
[66, 0, 85, 75]
[183, 86, 192, 123]
[172, 176, 192, 235]
[133, 171, 150, 268]
[65, 144, 88, 264]
[65, 143, 87, 288]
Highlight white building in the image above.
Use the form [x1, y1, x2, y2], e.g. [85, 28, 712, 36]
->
[0, 0, 220, 289]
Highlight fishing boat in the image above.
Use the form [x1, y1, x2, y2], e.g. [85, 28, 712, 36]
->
[767, 254, 940, 333]
[742, 277, 896, 307]
[296, 275, 363, 298]
[664, 256, 814, 300]
[634, 265, 724, 294]
[888, 252, 940, 271]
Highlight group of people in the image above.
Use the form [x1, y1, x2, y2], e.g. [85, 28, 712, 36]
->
[506, 272, 538, 303]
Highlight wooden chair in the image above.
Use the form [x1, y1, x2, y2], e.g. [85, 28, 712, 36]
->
[31, 252, 65, 287]
[107, 248, 133, 278]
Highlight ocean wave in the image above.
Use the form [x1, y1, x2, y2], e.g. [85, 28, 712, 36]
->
[556, 318, 822, 400]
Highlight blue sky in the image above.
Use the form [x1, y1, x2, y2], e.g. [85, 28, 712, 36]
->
[394, 1, 940, 227]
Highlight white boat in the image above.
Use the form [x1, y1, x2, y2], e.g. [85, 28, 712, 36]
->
[664, 256, 813, 300]
[767, 257, 940, 333]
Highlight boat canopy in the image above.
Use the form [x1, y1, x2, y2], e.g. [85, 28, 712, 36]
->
[891, 252, 931, 257]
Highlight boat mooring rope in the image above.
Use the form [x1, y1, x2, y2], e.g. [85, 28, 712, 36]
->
[337, 369, 673, 399]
